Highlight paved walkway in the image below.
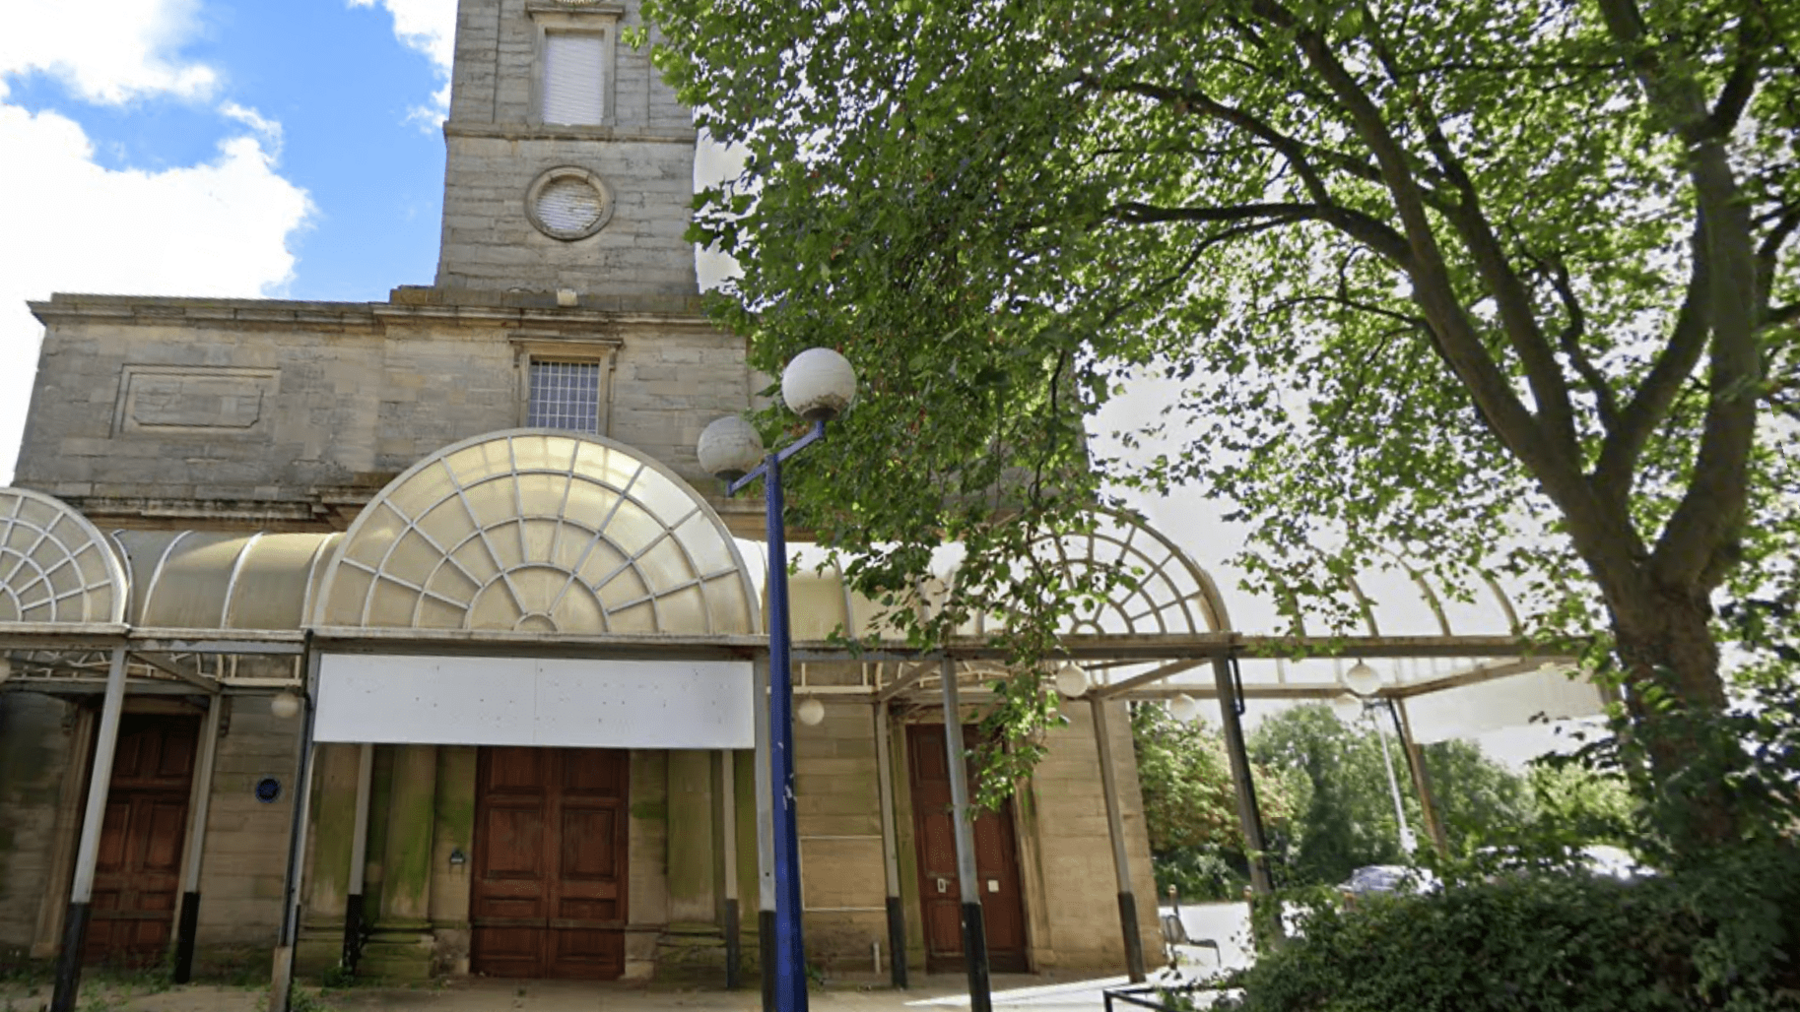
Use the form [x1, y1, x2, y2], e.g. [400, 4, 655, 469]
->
[0, 973, 1186, 1012]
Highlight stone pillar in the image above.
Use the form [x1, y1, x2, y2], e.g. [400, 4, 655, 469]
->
[733, 749, 760, 983]
[658, 748, 724, 982]
[429, 747, 478, 975]
[360, 744, 438, 981]
[627, 750, 668, 980]
[295, 744, 360, 976]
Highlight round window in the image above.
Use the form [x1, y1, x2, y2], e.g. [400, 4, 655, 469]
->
[525, 167, 614, 241]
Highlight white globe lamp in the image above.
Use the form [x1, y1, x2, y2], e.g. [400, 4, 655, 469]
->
[1343, 660, 1382, 697]
[1168, 693, 1201, 724]
[1331, 691, 1366, 723]
[698, 415, 766, 481]
[1053, 663, 1089, 698]
[796, 697, 826, 726]
[270, 691, 302, 720]
[781, 348, 857, 421]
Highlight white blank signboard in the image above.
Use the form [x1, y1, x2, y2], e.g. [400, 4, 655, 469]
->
[314, 654, 754, 749]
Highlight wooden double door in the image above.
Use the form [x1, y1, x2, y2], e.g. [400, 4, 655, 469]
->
[470, 746, 630, 979]
[907, 724, 1029, 973]
[85, 714, 199, 964]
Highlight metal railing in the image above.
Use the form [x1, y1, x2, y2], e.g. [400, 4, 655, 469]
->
[1103, 980, 1227, 1011]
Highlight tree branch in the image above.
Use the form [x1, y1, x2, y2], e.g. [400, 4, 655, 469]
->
[1597, 0, 1764, 590]
[1710, 2, 1769, 135]
[1252, 0, 1598, 545]
[1757, 202, 1800, 310]
[1359, 1, 1579, 452]
[1535, 252, 1619, 429]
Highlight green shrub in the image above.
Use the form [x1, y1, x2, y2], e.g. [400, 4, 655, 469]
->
[1220, 842, 1800, 1012]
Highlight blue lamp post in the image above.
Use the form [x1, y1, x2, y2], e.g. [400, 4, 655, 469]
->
[699, 348, 857, 1012]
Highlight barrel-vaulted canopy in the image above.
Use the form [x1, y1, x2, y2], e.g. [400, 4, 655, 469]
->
[313, 430, 759, 636]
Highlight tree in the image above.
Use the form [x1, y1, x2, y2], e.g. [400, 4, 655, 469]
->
[1132, 703, 1297, 898]
[1248, 704, 1637, 883]
[642, 0, 1800, 850]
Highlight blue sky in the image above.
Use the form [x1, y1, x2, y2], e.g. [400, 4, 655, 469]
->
[0, 0, 461, 482]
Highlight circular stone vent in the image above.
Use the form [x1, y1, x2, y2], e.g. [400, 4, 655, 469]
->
[525, 166, 614, 241]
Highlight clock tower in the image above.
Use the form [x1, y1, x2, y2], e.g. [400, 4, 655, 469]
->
[434, 0, 698, 298]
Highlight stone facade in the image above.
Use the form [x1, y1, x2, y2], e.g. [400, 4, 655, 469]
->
[15, 292, 757, 533]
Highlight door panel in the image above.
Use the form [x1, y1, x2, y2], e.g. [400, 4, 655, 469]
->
[471, 746, 629, 979]
[906, 724, 1029, 973]
[84, 715, 199, 965]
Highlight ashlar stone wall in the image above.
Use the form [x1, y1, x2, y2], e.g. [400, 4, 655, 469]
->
[15, 293, 754, 532]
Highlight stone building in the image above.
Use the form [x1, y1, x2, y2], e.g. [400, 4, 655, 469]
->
[0, 0, 1168, 990]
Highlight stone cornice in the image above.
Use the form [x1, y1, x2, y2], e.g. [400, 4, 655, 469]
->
[442, 122, 696, 144]
[28, 290, 723, 335]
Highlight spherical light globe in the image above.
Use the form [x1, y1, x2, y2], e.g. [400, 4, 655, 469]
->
[1053, 663, 1089, 698]
[1342, 660, 1382, 697]
[796, 697, 826, 726]
[781, 348, 857, 421]
[697, 415, 765, 481]
[1168, 693, 1201, 724]
[270, 691, 302, 720]
[1331, 691, 1366, 723]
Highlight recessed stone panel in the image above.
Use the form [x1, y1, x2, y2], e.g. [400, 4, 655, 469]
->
[114, 365, 279, 435]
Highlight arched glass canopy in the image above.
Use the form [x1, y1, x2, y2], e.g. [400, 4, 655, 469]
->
[0, 487, 127, 625]
[313, 430, 758, 636]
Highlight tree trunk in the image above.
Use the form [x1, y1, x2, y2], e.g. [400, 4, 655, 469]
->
[1607, 580, 1741, 856]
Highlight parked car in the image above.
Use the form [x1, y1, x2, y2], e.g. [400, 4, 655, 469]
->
[1337, 864, 1439, 903]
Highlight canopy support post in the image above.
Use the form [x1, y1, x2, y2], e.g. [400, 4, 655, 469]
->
[1090, 696, 1147, 982]
[49, 645, 129, 1012]
[720, 747, 742, 989]
[874, 699, 908, 989]
[939, 659, 991, 1012]
[1393, 699, 1449, 857]
[174, 694, 225, 982]
[1212, 657, 1274, 897]
[753, 659, 776, 1012]
[270, 646, 320, 1012]
[342, 742, 374, 973]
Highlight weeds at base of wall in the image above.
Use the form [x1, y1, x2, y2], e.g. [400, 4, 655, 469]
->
[255, 984, 339, 1012]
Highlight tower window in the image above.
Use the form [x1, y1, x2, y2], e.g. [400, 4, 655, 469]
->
[528, 360, 604, 433]
[541, 32, 606, 125]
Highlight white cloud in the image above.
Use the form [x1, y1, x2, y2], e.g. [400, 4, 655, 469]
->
[348, 0, 457, 122]
[0, 0, 218, 104]
[0, 2, 313, 483]
[220, 101, 283, 155]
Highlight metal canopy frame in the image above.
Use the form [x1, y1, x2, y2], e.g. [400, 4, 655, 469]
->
[0, 493, 1577, 705]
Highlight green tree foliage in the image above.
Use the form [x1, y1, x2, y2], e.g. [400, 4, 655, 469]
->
[1246, 703, 1636, 883]
[1131, 704, 1298, 899]
[643, 0, 1800, 845]
[1220, 844, 1800, 1011]
[1250, 704, 1422, 884]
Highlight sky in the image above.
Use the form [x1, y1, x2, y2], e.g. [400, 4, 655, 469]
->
[0, 0, 459, 483]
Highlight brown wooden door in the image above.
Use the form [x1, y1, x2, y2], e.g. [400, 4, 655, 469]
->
[85, 715, 199, 964]
[471, 746, 629, 979]
[907, 724, 1028, 973]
